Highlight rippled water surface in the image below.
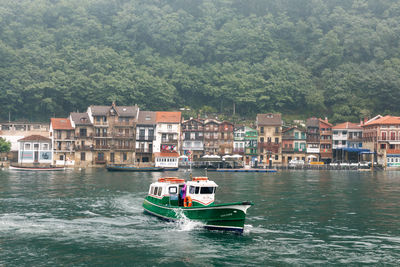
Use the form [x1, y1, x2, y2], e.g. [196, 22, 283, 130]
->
[1, 169, 400, 266]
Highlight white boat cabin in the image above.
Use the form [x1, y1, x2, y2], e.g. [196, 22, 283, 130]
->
[148, 177, 218, 207]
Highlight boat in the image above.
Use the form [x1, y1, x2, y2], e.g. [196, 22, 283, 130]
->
[9, 165, 65, 171]
[106, 165, 164, 172]
[209, 168, 277, 173]
[143, 176, 253, 233]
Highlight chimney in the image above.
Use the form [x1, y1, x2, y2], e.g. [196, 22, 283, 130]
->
[325, 117, 328, 123]
[364, 117, 368, 123]
[112, 101, 116, 107]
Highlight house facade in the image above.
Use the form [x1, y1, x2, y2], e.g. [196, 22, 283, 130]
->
[218, 121, 234, 155]
[17, 135, 52, 165]
[332, 122, 364, 162]
[70, 112, 94, 167]
[362, 115, 400, 167]
[244, 127, 258, 166]
[204, 119, 220, 155]
[282, 127, 306, 164]
[181, 118, 204, 160]
[50, 118, 75, 166]
[319, 118, 333, 164]
[306, 117, 320, 162]
[233, 126, 246, 155]
[87, 103, 139, 165]
[256, 113, 282, 166]
[154, 112, 181, 154]
[136, 111, 156, 163]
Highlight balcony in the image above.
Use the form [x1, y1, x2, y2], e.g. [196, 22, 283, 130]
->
[113, 133, 134, 139]
[320, 149, 333, 159]
[93, 145, 111, 150]
[320, 139, 332, 144]
[138, 135, 155, 141]
[258, 142, 280, 153]
[136, 148, 153, 153]
[75, 145, 93, 151]
[95, 157, 106, 164]
[282, 147, 307, 153]
[94, 134, 112, 138]
[113, 121, 133, 127]
[93, 121, 108, 126]
[113, 145, 135, 151]
[282, 135, 306, 140]
[75, 133, 93, 139]
[307, 137, 320, 143]
[161, 138, 178, 144]
[273, 131, 281, 136]
[233, 148, 245, 153]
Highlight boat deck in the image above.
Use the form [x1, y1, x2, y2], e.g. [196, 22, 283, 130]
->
[209, 168, 277, 173]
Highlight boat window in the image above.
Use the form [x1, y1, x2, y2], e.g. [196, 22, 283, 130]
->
[200, 187, 215, 194]
[189, 186, 195, 194]
[169, 186, 177, 194]
[158, 187, 162, 196]
[154, 187, 158, 196]
[195, 187, 200, 194]
[149, 186, 153, 194]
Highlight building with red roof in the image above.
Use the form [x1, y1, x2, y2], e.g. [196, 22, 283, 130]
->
[332, 122, 364, 162]
[17, 135, 52, 165]
[154, 111, 182, 155]
[362, 115, 400, 167]
[50, 118, 75, 166]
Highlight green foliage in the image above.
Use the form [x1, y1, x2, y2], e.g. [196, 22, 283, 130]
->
[0, 138, 11, 153]
[1, 0, 400, 123]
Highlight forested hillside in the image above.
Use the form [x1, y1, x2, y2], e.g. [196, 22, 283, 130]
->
[1, 0, 400, 122]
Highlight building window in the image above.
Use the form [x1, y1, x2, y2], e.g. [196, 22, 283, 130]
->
[168, 124, 172, 130]
[123, 153, 127, 161]
[24, 143, 31, 150]
[380, 144, 386, 149]
[81, 152, 86, 161]
[260, 127, 264, 133]
[275, 138, 279, 144]
[275, 155, 278, 160]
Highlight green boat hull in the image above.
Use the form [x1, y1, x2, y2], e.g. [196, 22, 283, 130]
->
[143, 197, 253, 232]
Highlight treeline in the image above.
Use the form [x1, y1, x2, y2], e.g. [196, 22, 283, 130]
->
[1, 0, 400, 122]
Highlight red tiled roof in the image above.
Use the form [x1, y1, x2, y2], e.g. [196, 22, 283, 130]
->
[333, 122, 362, 129]
[156, 112, 181, 123]
[18, 135, 51, 142]
[154, 151, 180, 158]
[363, 115, 400, 126]
[51, 118, 73, 130]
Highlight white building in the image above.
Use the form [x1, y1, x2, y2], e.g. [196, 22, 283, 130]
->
[154, 151, 179, 168]
[154, 112, 181, 154]
[17, 135, 52, 165]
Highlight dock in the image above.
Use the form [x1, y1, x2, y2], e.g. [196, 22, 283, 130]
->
[208, 168, 277, 173]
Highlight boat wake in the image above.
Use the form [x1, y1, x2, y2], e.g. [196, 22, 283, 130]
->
[172, 208, 205, 232]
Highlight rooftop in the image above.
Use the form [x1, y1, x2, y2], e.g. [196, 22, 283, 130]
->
[138, 111, 156, 125]
[363, 115, 400, 126]
[18, 135, 51, 142]
[333, 122, 362, 130]
[70, 112, 92, 126]
[257, 113, 282, 126]
[50, 118, 73, 130]
[156, 112, 181, 123]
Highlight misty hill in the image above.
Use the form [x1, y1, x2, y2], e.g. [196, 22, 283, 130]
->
[1, 0, 400, 122]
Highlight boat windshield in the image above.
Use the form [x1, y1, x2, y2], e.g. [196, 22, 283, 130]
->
[200, 187, 215, 194]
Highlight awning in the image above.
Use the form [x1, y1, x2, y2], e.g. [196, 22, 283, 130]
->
[341, 148, 370, 153]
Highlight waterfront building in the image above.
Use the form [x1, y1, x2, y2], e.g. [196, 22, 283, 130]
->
[87, 103, 139, 166]
[319, 118, 333, 164]
[0, 122, 49, 156]
[204, 119, 220, 155]
[154, 111, 181, 154]
[306, 117, 320, 162]
[136, 111, 156, 163]
[282, 126, 306, 165]
[233, 126, 246, 156]
[244, 127, 258, 167]
[70, 112, 94, 167]
[332, 122, 364, 162]
[218, 121, 234, 156]
[256, 113, 282, 166]
[181, 118, 204, 160]
[362, 115, 400, 167]
[50, 118, 75, 166]
[154, 151, 179, 169]
[17, 135, 52, 165]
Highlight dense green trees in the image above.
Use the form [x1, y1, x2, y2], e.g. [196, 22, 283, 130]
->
[1, 0, 400, 123]
[0, 137, 11, 153]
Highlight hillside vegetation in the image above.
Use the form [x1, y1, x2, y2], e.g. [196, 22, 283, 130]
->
[1, 0, 400, 122]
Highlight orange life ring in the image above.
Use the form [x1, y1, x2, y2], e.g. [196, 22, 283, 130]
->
[184, 196, 192, 207]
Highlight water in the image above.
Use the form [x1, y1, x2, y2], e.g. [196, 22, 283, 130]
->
[1, 169, 400, 266]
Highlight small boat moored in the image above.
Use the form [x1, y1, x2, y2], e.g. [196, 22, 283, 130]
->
[106, 164, 164, 172]
[143, 176, 253, 233]
[9, 165, 65, 171]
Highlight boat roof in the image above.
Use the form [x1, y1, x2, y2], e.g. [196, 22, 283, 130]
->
[151, 176, 218, 187]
